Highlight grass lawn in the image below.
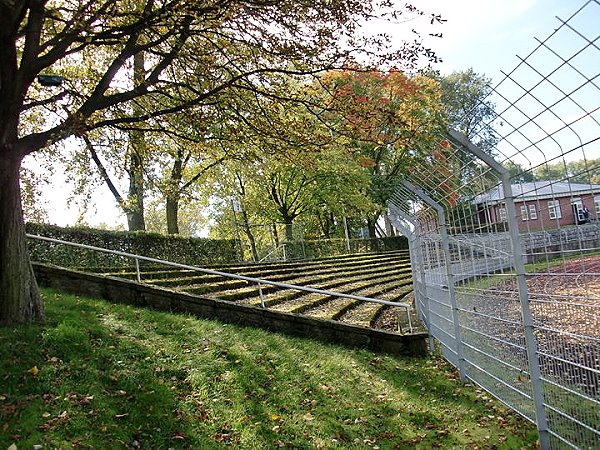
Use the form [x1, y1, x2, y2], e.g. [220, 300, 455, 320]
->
[1, 288, 538, 449]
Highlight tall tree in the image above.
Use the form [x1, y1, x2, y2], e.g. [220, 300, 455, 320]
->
[433, 68, 496, 151]
[127, 50, 148, 231]
[1, 0, 441, 324]
[327, 69, 445, 237]
[532, 158, 600, 184]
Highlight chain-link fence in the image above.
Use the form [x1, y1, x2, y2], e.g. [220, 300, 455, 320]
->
[388, 2, 599, 448]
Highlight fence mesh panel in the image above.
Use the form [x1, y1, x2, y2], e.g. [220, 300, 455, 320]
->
[389, 1, 600, 448]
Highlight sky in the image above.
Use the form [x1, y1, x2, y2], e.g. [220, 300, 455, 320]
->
[34, 0, 595, 229]
[387, 0, 578, 79]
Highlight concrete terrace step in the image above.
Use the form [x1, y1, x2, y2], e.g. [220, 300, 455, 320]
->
[99, 250, 415, 333]
[178, 264, 410, 300]
[337, 284, 414, 327]
[204, 265, 412, 303]
[147, 256, 411, 289]
[275, 275, 413, 316]
[304, 278, 414, 321]
[106, 251, 409, 284]
[239, 271, 413, 310]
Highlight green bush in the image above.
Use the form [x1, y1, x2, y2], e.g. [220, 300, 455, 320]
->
[26, 223, 238, 268]
[284, 236, 409, 259]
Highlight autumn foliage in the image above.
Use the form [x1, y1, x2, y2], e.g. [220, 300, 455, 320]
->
[326, 68, 443, 150]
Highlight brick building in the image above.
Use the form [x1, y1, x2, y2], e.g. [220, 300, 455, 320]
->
[474, 181, 600, 231]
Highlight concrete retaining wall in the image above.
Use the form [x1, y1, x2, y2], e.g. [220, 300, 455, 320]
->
[33, 263, 427, 356]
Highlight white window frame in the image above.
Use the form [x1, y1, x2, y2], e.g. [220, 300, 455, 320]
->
[520, 205, 528, 221]
[528, 204, 537, 220]
[498, 207, 507, 222]
[594, 195, 600, 216]
[548, 200, 562, 219]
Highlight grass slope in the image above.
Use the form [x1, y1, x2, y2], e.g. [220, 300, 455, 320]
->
[1, 289, 538, 449]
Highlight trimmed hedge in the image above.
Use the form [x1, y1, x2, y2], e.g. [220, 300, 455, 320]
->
[25, 223, 409, 268]
[26, 223, 238, 268]
[284, 236, 409, 260]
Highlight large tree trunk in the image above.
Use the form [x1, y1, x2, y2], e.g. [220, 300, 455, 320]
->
[240, 209, 259, 262]
[126, 51, 146, 231]
[166, 194, 180, 235]
[366, 217, 377, 239]
[166, 150, 184, 235]
[0, 154, 44, 324]
[285, 221, 294, 241]
[317, 211, 333, 238]
[126, 149, 146, 231]
[383, 212, 396, 237]
[271, 223, 280, 247]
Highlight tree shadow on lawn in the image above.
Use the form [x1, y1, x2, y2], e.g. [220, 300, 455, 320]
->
[360, 354, 539, 449]
[0, 289, 539, 449]
[0, 290, 200, 449]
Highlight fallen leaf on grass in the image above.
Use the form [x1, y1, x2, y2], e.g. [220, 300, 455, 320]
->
[213, 432, 231, 443]
[29, 366, 39, 376]
[410, 433, 426, 443]
[38, 411, 68, 431]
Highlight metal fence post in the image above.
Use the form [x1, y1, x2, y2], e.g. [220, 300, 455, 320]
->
[449, 130, 550, 449]
[500, 173, 551, 450]
[389, 203, 435, 350]
[402, 181, 467, 382]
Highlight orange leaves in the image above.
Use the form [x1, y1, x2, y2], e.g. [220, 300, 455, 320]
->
[431, 139, 459, 207]
[327, 67, 439, 150]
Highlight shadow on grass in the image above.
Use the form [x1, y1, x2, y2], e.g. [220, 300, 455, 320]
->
[1, 288, 538, 449]
[0, 290, 198, 449]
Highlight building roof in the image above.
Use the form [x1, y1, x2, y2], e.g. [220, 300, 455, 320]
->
[474, 180, 600, 204]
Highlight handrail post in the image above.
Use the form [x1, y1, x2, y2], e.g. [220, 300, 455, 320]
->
[257, 282, 265, 308]
[135, 258, 141, 283]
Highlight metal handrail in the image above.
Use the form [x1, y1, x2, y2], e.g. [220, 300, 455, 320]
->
[449, 235, 512, 257]
[27, 234, 413, 332]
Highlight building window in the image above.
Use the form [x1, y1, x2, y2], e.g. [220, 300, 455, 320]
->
[498, 207, 507, 222]
[595, 195, 600, 216]
[529, 204, 537, 220]
[548, 200, 562, 219]
[520, 205, 528, 221]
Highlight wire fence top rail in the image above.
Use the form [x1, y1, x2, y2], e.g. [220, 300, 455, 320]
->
[27, 234, 412, 311]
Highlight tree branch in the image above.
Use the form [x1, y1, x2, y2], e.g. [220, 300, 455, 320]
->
[81, 134, 129, 213]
